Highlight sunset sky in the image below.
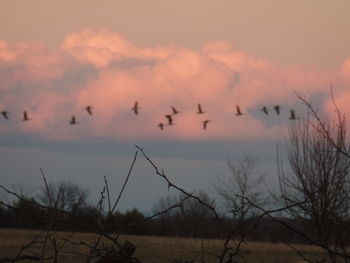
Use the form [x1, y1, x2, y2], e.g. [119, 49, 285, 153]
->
[1, 0, 350, 211]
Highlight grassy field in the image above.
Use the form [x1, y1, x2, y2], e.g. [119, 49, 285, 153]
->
[0, 228, 328, 263]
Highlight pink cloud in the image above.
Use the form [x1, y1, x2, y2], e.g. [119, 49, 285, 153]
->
[61, 29, 175, 67]
[0, 40, 31, 61]
[0, 29, 348, 141]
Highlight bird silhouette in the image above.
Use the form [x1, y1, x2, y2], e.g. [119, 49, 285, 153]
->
[1, 111, 9, 120]
[86, 106, 93, 115]
[289, 109, 298, 120]
[171, 106, 180, 115]
[132, 102, 140, 115]
[235, 105, 244, 116]
[273, 105, 281, 115]
[261, 106, 269, 115]
[22, 111, 31, 121]
[197, 104, 205, 114]
[203, 119, 211, 130]
[158, 123, 164, 130]
[69, 116, 79, 125]
[165, 115, 174, 126]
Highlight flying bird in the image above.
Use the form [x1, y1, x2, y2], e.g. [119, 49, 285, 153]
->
[69, 116, 79, 125]
[235, 105, 244, 116]
[273, 105, 281, 115]
[132, 102, 140, 115]
[197, 104, 205, 114]
[165, 115, 174, 126]
[289, 109, 298, 120]
[1, 111, 9, 120]
[203, 119, 211, 130]
[171, 106, 180, 115]
[86, 106, 93, 115]
[158, 123, 164, 130]
[22, 111, 31, 121]
[261, 106, 269, 115]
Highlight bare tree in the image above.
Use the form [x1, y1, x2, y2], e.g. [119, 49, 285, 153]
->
[152, 191, 217, 238]
[278, 101, 350, 262]
[37, 180, 89, 214]
[214, 154, 266, 219]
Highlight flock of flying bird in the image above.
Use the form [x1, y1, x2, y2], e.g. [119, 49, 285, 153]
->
[0, 103, 299, 131]
[148, 103, 298, 130]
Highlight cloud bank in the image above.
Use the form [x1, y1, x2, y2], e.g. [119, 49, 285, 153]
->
[0, 29, 349, 142]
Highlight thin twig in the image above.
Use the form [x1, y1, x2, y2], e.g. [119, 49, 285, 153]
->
[104, 175, 111, 213]
[40, 168, 53, 208]
[111, 151, 138, 213]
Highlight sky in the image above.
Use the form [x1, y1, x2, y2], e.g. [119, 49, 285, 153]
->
[1, 0, 350, 212]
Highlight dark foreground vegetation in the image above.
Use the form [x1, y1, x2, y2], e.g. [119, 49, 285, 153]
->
[1, 91, 350, 263]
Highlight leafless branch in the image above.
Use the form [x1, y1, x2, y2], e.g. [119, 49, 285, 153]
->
[104, 175, 111, 213]
[40, 168, 53, 208]
[135, 145, 221, 220]
[111, 150, 138, 213]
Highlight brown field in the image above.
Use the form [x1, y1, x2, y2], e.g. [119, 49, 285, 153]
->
[0, 228, 328, 263]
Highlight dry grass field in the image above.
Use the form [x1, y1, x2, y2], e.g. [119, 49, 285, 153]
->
[0, 228, 328, 263]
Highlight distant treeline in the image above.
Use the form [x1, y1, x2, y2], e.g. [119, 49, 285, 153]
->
[0, 195, 325, 244]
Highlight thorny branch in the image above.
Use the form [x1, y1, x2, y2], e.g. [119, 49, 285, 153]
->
[135, 145, 221, 220]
